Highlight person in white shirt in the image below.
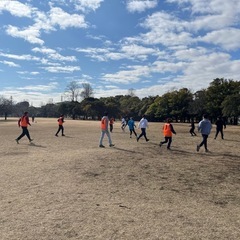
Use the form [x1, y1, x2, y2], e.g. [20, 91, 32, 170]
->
[137, 115, 149, 142]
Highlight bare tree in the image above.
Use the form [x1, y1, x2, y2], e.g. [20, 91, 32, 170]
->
[65, 81, 80, 101]
[80, 83, 94, 99]
[128, 88, 136, 97]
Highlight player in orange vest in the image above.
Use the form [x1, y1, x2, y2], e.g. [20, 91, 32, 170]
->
[109, 117, 115, 133]
[159, 118, 176, 150]
[99, 112, 114, 148]
[55, 114, 65, 136]
[15, 111, 33, 144]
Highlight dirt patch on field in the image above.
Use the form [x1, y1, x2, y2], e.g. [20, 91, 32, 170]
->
[0, 118, 239, 239]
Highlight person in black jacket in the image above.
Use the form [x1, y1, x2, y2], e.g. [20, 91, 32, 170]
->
[214, 116, 226, 140]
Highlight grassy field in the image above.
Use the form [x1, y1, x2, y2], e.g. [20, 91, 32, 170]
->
[0, 118, 239, 240]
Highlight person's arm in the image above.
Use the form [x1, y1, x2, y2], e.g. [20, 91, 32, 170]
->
[26, 116, 31, 126]
[18, 118, 21, 127]
[170, 124, 176, 134]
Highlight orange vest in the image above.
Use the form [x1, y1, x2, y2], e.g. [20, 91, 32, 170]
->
[101, 117, 107, 130]
[20, 116, 28, 127]
[58, 117, 64, 125]
[163, 123, 172, 137]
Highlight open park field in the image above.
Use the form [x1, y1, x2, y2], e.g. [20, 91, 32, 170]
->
[0, 118, 239, 240]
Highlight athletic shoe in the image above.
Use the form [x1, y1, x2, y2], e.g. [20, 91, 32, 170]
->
[196, 145, 200, 152]
[109, 144, 115, 147]
[205, 149, 209, 152]
[99, 145, 105, 148]
[55, 134, 58, 137]
[167, 147, 171, 150]
[15, 139, 19, 144]
[146, 139, 149, 142]
[137, 138, 139, 142]
[29, 139, 33, 143]
[159, 142, 162, 147]
[62, 134, 65, 136]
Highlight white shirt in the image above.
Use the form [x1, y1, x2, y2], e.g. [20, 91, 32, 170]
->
[138, 118, 148, 128]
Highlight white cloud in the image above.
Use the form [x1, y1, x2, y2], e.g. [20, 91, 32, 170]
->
[101, 65, 151, 84]
[49, 7, 87, 29]
[32, 47, 77, 61]
[126, 0, 158, 13]
[6, 25, 44, 45]
[0, 1, 32, 17]
[0, 60, 20, 67]
[42, 65, 81, 73]
[199, 28, 240, 51]
[0, 52, 40, 61]
[73, 0, 104, 12]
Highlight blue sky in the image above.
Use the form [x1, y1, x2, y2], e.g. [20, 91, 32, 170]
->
[0, 0, 240, 107]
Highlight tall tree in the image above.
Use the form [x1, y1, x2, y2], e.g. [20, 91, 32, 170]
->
[65, 81, 80, 101]
[80, 83, 93, 99]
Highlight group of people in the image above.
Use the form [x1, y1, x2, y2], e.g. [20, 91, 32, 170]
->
[15, 112, 66, 144]
[98, 113, 227, 152]
[15, 111, 227, 153]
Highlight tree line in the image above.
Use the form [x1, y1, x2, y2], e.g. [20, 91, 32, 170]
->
[0, 78, 239, 124]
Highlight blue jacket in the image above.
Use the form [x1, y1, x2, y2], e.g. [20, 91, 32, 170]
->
[198, 118, 212, 135]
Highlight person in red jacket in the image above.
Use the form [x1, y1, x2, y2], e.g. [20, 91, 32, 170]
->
[159, 118, 176, 150]
[15, 111, 33, 144]
[55, 114, 65, 137]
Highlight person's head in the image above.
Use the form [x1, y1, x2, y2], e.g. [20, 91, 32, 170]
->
[142, 114, 146, 118]
[130, 117, 133, 120]
[104, 112, 108, 116]
[61, 114, 64, 117]
[167, 118, 172, 123]
[24, 111, 28, 115]
[203, 114, 208, 119]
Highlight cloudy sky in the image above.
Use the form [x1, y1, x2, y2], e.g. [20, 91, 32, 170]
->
[0, 0, 240, 107]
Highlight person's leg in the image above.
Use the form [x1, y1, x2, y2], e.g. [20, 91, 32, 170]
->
[215, 129, 219, 139]
[99, 131, 105, 147]
[16, 127, 26, 141]
[133, 129, 137, 137]
[61, 126, 65, 136]
[203, 135, 208, 151]
[142, 128, 149, 141]
[137, 131, 143, 141]
[220, 129, 224, 139]
[160, 137, 168, 146]
[106, 130, 113, 146]
[167, 137, 172, 149]
[130, 129, 133, 138]
[56, 126, 61, 135]
[25, 128, 32, 141]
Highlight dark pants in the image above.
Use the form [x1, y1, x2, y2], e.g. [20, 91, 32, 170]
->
[17, 127, 31, 141]
[137, 128, 148, 141]
[110, 124, 113, 132]
[161, 137, 172, 149]
[215, 128, 224, 139]
[129, 129, 137, 137]
[190, 128, 196, 136]
[199, 134, 208, 150]
[56, 125, 64, 135]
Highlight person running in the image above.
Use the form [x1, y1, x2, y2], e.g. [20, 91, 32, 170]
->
[197, 114, 212, 152]
[109, 117, 115, 133]
[15, 111, 33, 144]
[121, 117, 127, 131]
[137, 115, 149, 142]
[55, 114, 65, 137]
[214, 116, 226, 140]
[128, 117, 138, 138]
[159, 118, 176, 150]
[99, 112, 114, 148]
[189, 120, 197, 136]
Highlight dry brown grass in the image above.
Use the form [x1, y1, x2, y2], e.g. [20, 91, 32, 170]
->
[0, 118, 239, 240]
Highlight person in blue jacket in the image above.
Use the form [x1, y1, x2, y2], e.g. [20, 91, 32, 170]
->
[128, 117, 138, 138]
[197, 114, 212, 152]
